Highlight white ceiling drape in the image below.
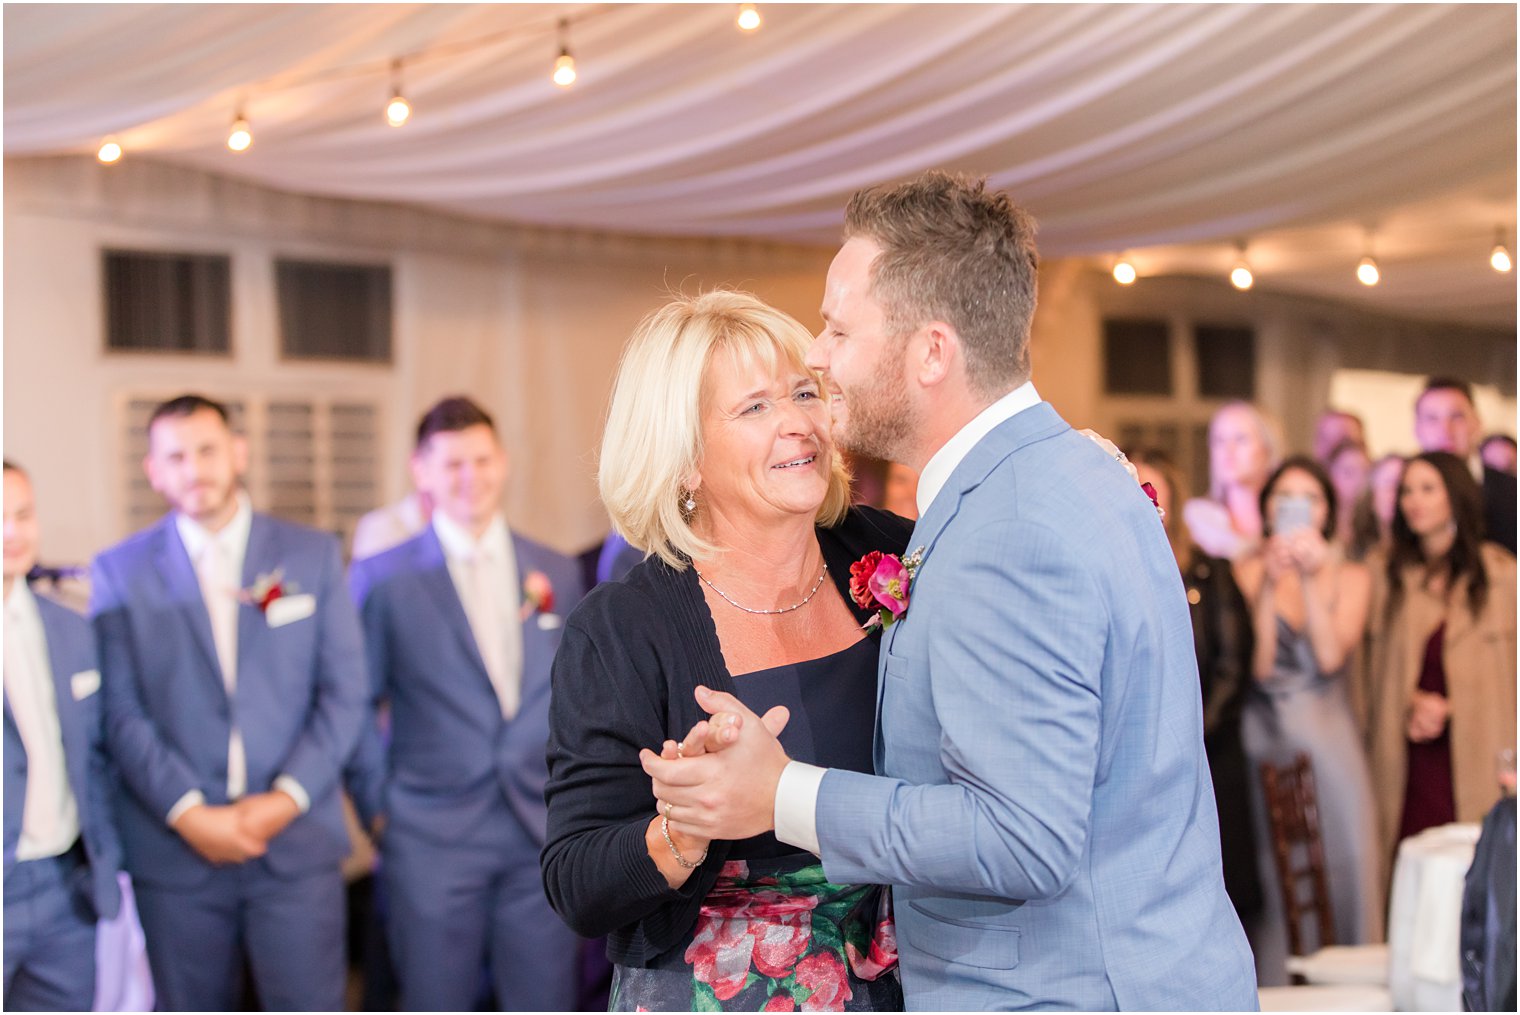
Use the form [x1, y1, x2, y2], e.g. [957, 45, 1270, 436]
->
[5, 3, 1515, 325]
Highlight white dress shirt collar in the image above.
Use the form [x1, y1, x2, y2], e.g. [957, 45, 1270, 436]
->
[175, 490, 253, 570]
[433, 510, 509, 563]
[915, 380, 1042, 517]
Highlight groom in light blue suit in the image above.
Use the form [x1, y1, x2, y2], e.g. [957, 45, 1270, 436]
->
[347, 397, 586, 1011]
[92, 395, 367, 1010]
[646, 173, 1258, 1010]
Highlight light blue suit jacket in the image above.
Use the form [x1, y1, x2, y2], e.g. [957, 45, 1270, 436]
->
[816, 403, 1258, 1010]
[91, 513, 368, 887]
[346, 526, 584, 848]
[4, 591, 123, 919]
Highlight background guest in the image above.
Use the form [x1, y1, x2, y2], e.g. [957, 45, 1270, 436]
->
[1413, 377, 1517, 554]
[1366, 453, 1407, 555]
[1313, 408, 1366, 465]
[1234, 455, 1383, 985]
[1480, 433, 1518, 477]
[1184, 401, 1281, 560]
[4, 461, 123, 1012]
[351, 490, 431, 562]
[1130, 449, 1262, 930]
[1365, 452, 1517, 862]
[92, 395, 367, 1011]
[347, 396, 586, 1012]
[1326, 437, 1378, 560]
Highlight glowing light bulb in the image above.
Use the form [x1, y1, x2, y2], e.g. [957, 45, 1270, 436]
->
[1356, 256, 1380, 287]
[737, 3, 762, 31]
[386, 94, 411, 127]
[553, 51, 577, 87]
[227, 116, 252, 152]
[97, 138, 123, 165]
[1112, 260, 1137, 285]
[1491, 243, 1512, 273]
[1230, 263, 1254, 290]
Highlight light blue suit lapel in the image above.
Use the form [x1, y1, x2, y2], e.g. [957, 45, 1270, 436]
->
[153, 518, 223, 689]
[872, 402, 1071, 768]
[414, 527, 494, 689]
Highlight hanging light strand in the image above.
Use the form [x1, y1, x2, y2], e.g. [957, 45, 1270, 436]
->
[227, 108, 252, 152]
[385, 59, 411, 127]
[1229, 241, 1253, 290]
[1490, 227, 1512, 273]
[552, 18, 577, 87]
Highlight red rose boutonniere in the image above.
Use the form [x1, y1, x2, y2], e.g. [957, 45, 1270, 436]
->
[849, 546, 924, 631]
[519, 570, 555, 622]
[238, 568, 295, 614]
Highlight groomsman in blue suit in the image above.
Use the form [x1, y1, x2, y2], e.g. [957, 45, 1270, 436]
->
[348, 396, 585, 1011]
[647, 174, 1259, 1010]
[4, 461, 122, 1011]
[91, 395, 367, 1010]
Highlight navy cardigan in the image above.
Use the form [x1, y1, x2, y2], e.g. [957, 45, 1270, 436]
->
[540, 506, 912, 966]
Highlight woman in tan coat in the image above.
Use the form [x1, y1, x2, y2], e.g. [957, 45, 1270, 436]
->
[1367, 451, 1517, 862]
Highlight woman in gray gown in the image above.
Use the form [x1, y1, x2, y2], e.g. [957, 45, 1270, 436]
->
[1234, 455, 1384, 986]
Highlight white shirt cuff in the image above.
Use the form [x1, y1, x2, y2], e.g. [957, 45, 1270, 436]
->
[774, 761, 826, 856]
[273, 775, 311, 813]
[166, 790, 206, 826]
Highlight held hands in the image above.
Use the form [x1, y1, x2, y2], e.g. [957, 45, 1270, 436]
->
[1406, 690, 1451, 743]
[172, 790, 301, 865]
[641, 687, 792, 843]
[1283, 528, 1330, 575]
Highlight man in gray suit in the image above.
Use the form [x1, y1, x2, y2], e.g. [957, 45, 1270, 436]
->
[646, 172, 1258, 1010]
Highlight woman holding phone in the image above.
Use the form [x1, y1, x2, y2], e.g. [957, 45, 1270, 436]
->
[1233, 456, 1383, 985]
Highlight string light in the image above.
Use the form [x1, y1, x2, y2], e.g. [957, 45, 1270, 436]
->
[227, 110, 253, 152]
[1490, 227, 1511, 273]
[385, 60, 411, 127]
[737, 3, 762, 31]
[1356, 255, 1380, 287]
[96, 137, 123, 165]
[1112, 258, 1137, 285]
[1229, 242, 1253, 290]
[552, 19, 577, 88]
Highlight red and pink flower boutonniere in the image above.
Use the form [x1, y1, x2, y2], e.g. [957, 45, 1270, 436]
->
[849, 546, 925, 631]
[520, 570, 556, 623]
[239, 568, 294, 614]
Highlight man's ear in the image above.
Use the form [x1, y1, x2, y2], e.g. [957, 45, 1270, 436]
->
[914, 321, 959, 388]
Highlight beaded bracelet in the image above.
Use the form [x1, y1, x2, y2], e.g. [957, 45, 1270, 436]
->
[661, 815, 708, 869]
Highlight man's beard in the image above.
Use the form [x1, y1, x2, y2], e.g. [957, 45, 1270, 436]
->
[833, 356, 918, 464]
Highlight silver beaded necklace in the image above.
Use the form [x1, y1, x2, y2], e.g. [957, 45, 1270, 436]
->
[693, 562, 830, 615]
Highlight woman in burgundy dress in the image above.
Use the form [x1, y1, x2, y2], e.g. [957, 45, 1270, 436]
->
[1367, 451, 1517, 862]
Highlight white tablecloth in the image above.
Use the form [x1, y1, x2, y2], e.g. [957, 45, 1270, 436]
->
[1386, 823, 1480, 1012]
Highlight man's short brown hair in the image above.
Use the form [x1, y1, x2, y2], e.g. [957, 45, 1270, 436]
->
[843, 171, 1039, 398]
[415, 396, 496, 451]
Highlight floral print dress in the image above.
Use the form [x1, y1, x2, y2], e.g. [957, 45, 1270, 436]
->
[609, 638, 902, 1012]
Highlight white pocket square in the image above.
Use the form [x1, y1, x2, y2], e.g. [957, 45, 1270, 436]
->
[265, 594, 317, 628]
[536, 613, 562, 631]
[71, 669, 101, 700]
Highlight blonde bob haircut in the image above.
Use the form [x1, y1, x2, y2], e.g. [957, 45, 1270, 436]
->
[599, 290, 852, 570]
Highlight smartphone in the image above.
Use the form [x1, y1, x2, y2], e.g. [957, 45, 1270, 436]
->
[1272, 494, 1314, 536]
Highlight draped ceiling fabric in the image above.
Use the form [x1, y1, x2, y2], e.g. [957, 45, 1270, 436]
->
[4, 3, 1516, 327]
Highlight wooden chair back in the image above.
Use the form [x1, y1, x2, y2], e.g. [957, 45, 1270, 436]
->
[1259, 753, 1337, 962]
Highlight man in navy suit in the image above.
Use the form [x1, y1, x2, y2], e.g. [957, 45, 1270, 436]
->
[4, 461, 122, 1011]
[91, 395, 367, 1010]
[348, 396, 585, 1011]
